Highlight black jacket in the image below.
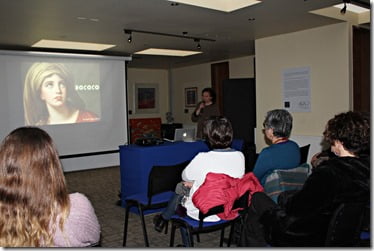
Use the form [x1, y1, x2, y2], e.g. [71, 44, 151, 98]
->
[261, 156, 370, 246]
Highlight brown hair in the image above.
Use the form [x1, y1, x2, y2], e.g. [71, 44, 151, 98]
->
[203, 116, 233, 149]
[323, 111, 370, 156]
[0, 127, 70, 247]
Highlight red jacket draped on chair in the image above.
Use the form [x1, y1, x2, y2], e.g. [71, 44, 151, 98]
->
[192, 172, 263, 220]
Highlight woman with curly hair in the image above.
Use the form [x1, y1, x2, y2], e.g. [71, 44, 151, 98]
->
[240, 111, 370, 247]
[0, 127, 100, 247]
[23, 62, 99, 125]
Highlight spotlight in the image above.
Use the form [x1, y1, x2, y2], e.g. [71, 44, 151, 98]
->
[194, 39, 201, 50]
[340, 0, 351, 14]
[341, 2, 347, 13]
[124, 29, 132, 43]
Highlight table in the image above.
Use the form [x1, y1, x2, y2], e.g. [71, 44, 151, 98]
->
[118, 139, 244, 208]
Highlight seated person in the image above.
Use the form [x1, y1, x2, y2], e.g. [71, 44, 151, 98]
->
[153, 116, 245, 245]
[0, 127, 101, 247]
[240, 111, 370, 247]
[253, 109, 301, 185]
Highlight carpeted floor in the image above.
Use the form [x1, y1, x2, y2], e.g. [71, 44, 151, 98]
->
[64, 166, 231, 248]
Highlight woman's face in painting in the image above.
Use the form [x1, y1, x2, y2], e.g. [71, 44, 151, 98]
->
[40, 74, 67, 108]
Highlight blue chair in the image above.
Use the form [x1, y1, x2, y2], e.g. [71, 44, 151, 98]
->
[169, 190, 250, 247]
[122, 160, 189, 247]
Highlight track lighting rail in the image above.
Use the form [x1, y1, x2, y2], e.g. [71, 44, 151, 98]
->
[124, 29, 215, 42]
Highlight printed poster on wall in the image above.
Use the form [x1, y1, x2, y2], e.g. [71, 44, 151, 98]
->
[282, 66, 311, 112]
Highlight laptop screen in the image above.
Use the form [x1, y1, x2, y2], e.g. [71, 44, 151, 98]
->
[174, 128, 196, 142]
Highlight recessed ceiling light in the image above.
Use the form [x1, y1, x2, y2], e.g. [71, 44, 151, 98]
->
[32, 39, 116, 51]
[167, 0, 261, 12]
[134, 48, 202, 57]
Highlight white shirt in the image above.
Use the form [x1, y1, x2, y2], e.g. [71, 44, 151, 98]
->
[181, 149, 245, 221]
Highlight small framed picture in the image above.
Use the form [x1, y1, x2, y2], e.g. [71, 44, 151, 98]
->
[135, 83, 159, 114]
[185, 87, 197, 108]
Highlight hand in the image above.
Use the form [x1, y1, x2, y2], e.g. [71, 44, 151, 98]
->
[198, 102, 205, 110]
[195, 102, 205, 115]
[182, 181, 193, 188]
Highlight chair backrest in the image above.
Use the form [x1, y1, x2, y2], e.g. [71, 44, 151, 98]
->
[299, 144, 310, 164]
[197, 190, 250, 228]
[148, 160, 190, 204]
[325, 202, 369, 247]
[264, 163, 310, 202]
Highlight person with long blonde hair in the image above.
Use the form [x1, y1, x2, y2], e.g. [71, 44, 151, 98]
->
[0, 127, 100, 247]
[23, 62, 99, 125]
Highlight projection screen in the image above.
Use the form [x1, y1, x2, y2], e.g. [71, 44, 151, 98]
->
[0, 50, 130, 171]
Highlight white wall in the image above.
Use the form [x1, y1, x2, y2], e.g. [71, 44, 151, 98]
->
[127, 68, 169, 122]
[255, 22, 351, 161]
[229, 55, 256, 78]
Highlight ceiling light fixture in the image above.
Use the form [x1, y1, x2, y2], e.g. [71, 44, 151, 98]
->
[194, 39, 201, 50]
[134, 48, 202, 57]
[125, 30, 132, 43]
[32, 39, 115, 51]
[166, 0, 261, 12]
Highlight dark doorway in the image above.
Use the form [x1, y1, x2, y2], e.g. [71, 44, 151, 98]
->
[353, 26, 370, 113]
[222, 78, 256, 172]
[211, 62, 229, 114]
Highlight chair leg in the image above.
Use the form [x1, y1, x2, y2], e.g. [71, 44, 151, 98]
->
[186, 227, 194, 247]
[219, 227, 225, 247]
[164, 220, 168, 234]
[169, 222, 176, 247]
[137, 204, 149, 247]
[196, 233, 200, 242]
[122, 205, 131, 246]
[227, 223, 235, 247]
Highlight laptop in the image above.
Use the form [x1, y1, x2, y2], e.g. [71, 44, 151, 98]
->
[163, 128, 195, 142]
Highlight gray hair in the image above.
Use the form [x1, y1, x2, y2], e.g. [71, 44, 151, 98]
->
[263, 109, 293, 138]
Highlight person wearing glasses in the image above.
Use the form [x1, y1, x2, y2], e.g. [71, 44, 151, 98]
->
[239, 111, 370, 246]
[252, 109, 301, 185]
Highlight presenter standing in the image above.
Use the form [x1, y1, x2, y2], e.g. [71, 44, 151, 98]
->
[191, 87, 221, 139]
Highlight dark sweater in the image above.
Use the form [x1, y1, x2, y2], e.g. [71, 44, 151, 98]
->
[191, 102, 220, 139]
[261, 156, 370, 246]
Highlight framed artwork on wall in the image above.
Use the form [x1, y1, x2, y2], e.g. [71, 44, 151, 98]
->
[135, 83, 159, 114]
[185, 87, 197, 108]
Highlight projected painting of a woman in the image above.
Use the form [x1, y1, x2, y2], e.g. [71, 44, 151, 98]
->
[23, 62, 99, 125]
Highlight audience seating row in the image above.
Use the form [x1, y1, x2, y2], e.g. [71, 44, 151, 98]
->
[122, 142, 370, 247]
